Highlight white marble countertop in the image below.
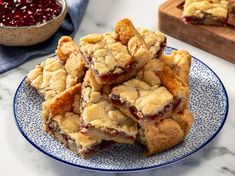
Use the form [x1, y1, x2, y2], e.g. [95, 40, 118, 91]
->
[1, 0, 235, 175]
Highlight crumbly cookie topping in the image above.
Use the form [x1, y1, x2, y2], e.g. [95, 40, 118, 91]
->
[138, 28, 166, 58]
[80, 19, 152, 80]
[81, 71, 137, 136]
[183, 0, 228, 18]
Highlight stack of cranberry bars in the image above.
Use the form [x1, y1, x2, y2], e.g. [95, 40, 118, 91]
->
[27, 18, 193, 157]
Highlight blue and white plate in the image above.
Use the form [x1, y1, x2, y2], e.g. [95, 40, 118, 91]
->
[13, 47, 228, 172]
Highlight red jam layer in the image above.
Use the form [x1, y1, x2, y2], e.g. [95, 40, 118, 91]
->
[0, 0, 62, 27]
[110, 93, 182, 122]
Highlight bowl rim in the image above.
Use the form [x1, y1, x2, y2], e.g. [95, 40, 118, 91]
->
[0, 0, 67, 29]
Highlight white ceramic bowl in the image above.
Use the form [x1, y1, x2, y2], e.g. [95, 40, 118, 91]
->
[0, 0, 67, 46]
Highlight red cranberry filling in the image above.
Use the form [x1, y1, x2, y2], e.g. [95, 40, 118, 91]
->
[0, 0, 62, 27]
[184, 16, 225, 25]
[111, 94, 182, 122]
[84, 54, 136, 82]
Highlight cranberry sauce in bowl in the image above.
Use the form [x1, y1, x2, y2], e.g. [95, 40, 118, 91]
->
[0, 0, 67, 46]
[0, 0, 62, 27]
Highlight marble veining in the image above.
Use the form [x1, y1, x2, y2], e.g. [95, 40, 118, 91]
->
[1, 0, 235, 175]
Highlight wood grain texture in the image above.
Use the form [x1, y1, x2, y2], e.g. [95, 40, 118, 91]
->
[158, 0, 235, 63]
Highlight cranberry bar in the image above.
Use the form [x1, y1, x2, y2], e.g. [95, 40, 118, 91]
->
[79, 18, 152, 85]
[42, 84, 112, 157]
[27, 37, 85, 100]
[110, 59, 189, 123]
[138, 28, 166, 58]
[80, 70, 138, 144]
[138, 109, 193, 156]
[183, 0, 228, 25]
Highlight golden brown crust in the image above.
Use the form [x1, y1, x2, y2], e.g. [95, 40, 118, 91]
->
[43, 84, 81, 117]
[172, 109, 194, 137]
[65, 53, 86, 88]
[160, 50, 191, 86]
[56, 36, 80, 61]
[115, 18, 135, 45]
[157, 65, 184, 96]
[140, 118, 184, 156]
[42, 84, 81, 131]
[155, 61, 189, 110]
[138, 109, 193, 156]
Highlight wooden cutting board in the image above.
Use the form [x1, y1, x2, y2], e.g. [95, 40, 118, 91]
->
[158, 0, 235, 64]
